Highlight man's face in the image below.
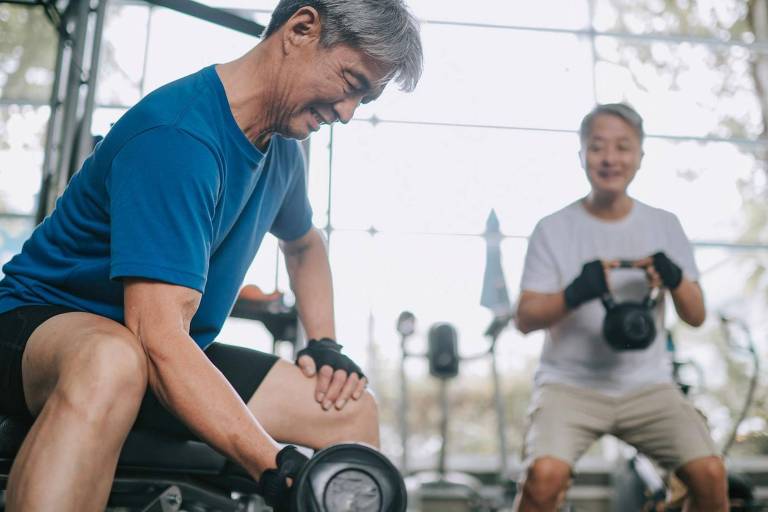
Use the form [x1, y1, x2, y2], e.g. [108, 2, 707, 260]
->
[579, 114, 643, 196]
[278, 43, 390, 140]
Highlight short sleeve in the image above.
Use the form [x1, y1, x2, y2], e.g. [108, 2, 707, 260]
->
[269, 142, 313, 241]
[520, 220, 561, 293]
[107, 126, 221, 292]
[664, 213, 700, 281]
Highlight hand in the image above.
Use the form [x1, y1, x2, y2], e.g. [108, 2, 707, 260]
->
[259, 445, 309, 512]
[295, 338, 367, 411]
[634, 252, 682, 290]
[563, 260, 610, 309]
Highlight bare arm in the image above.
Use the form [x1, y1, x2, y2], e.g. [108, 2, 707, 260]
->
[669, 279, 706, 327]
[280, 226, 335, 340]
[515, 289, 570, 334]
[280, 227, 366, 409]
[123, 279, 279, 480]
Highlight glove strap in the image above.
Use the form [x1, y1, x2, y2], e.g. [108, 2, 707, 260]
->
[259, 445, 308, 510]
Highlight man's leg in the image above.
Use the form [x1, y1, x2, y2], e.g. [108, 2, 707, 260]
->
[616, 384, 727, 512]
[514, 457, 572, 512]
[247, 359, 380, 449]
[7, 311, 148, 512]
[676, 456, 728, 512]
[513, 384, 612, 512]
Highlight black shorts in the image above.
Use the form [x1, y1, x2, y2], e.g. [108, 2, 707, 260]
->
[0, 305, 279, 439]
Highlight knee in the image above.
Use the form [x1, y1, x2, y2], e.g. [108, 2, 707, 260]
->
[680, 457, 728, 504]
[330, 389, 380, 446]
[60, 332, 148, 417]
[522, 458, 571, 505]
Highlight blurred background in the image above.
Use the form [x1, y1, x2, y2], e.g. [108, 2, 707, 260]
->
[1, 0, 767, 508]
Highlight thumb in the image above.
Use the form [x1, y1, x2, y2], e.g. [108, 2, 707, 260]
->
[297, 354, 316, 377]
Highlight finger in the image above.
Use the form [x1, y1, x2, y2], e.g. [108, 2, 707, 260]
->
[352, 376, 367, 400]
[633, 257, 653, 268]
[603, 259, 620, 269]
[648, 269, 663, 288]
[334, 373, 360, 410]
[315, 365, 333, 402]
[297, 355, 317, 377]
[322, 369, 347, 410]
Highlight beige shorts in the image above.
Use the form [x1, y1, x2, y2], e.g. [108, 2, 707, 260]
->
[522, 383, 719, 471]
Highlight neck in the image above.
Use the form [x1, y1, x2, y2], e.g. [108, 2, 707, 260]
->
[215, 41, 285, 150]
[582, 191, 633, 220]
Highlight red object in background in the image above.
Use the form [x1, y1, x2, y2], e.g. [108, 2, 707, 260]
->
[238, 284, 283, 303]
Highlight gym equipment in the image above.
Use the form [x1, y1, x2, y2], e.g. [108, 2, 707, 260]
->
[396, 312, 514, 512]
[292, 443, 407, 512]
[0, 423, 406, 512]
[601, 260, 659, 351]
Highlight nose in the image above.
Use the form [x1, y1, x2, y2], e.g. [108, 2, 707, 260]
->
[333, 95, 363, 124]
[601, 147, 619, 166]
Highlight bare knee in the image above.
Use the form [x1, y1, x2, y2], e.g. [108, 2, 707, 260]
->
[678, 456, 728, 508]
[328, 389, 380, 447]
[521, 457, 572, 508]
[54, 332, 147, 422]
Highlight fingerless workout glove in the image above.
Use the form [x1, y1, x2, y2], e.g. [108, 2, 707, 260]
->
[295, 338, 365, 379]
[564, 260, 608, 309]
[259, 445, 309, 512]
[652, 251, 683, 290]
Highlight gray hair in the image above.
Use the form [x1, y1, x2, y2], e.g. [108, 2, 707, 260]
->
[580, 103, 645, 145]
[264, 0, 423, 92]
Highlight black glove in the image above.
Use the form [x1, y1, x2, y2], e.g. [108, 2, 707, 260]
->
[295, 338, 365, 379]
[652, 252, 683, 290]
[259, 445, 309, 512]
[564, 260, 608, 309]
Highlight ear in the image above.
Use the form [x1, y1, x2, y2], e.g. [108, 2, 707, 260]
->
[281, 6, 322, 54]
[578, 149, 586, 169]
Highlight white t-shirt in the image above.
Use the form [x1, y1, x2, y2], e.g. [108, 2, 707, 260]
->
[520, 199, 700, 395]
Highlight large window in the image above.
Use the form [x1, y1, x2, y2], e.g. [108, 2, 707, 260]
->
[2, 0, 766, 464]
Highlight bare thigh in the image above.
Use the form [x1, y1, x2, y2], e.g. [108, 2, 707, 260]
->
[247, 359, 378, 449]
[22, 311, 147, 415]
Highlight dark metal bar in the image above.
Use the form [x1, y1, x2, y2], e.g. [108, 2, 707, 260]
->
[143, 0, 264, 37]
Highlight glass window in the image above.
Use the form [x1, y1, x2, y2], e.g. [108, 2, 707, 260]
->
[141, 7, 258, 93]
[323, 123, 588, 235]
[0, 104, 49, 215]
[96, 3, 151, 106]
[594, 36, 764, 139]
[593, 0, 759, 43]
[409, 0, 590, 30]
[356, 24, 594, 131]
[631, 138, 764, 243]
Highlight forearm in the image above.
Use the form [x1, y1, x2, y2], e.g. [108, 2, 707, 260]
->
[143, 331, 279, 479]
[515, 291, 570, 334]
[670, 279, 706, 327]
[282, 228, 335, 339]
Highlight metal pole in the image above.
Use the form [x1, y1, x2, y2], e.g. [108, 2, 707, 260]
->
[398, 339, 408, 473]
[490, 337, 509, 482]
[53, 0, 91, 200]
[437, 379, 449, 479]
[74, 0, 108, 171]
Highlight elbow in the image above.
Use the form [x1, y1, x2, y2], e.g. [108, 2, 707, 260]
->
[687, 311, 706, 328]
[514, 313, 535, 335]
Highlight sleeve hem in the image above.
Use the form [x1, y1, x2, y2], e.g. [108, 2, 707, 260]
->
[110, 262, 206, 293]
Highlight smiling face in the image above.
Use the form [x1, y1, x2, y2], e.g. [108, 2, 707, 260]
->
[279, 42, 390, 140]
[579, 113, 644, 198]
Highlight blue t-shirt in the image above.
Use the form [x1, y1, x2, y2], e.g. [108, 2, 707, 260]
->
[0, 65, 313, 348]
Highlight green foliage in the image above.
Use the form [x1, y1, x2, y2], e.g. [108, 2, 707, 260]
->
[0, 4, 57, 102]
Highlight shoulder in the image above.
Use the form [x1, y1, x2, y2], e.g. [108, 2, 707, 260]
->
[535, 200, 583, 234]
[633, 200, 680, 225]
